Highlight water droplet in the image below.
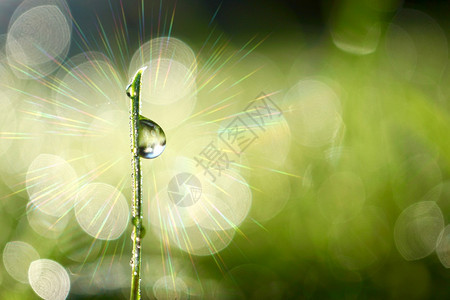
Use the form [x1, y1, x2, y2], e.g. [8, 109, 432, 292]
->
[126, 84, 133, 98]
[126, 67, 147, 98]
[138, 116, 166, 159]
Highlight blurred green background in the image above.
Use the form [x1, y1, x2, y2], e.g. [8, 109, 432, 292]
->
[0, 0, 449, 299]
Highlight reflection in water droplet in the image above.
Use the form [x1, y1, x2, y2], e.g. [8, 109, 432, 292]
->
[138, 116, 166, 159]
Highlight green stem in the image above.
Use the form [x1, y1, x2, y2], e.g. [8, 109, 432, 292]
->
[127, 67, 146, 300]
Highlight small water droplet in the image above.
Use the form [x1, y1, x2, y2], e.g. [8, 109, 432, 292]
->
[138, 116, 166, 159]
[126, 67, 147, 99]
[141, 226, 147, 238]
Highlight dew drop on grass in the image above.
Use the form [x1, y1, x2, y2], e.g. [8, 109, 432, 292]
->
[138, 116, 166, 159]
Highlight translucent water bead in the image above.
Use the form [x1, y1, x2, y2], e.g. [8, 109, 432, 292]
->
[138, 116, 166, 159]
